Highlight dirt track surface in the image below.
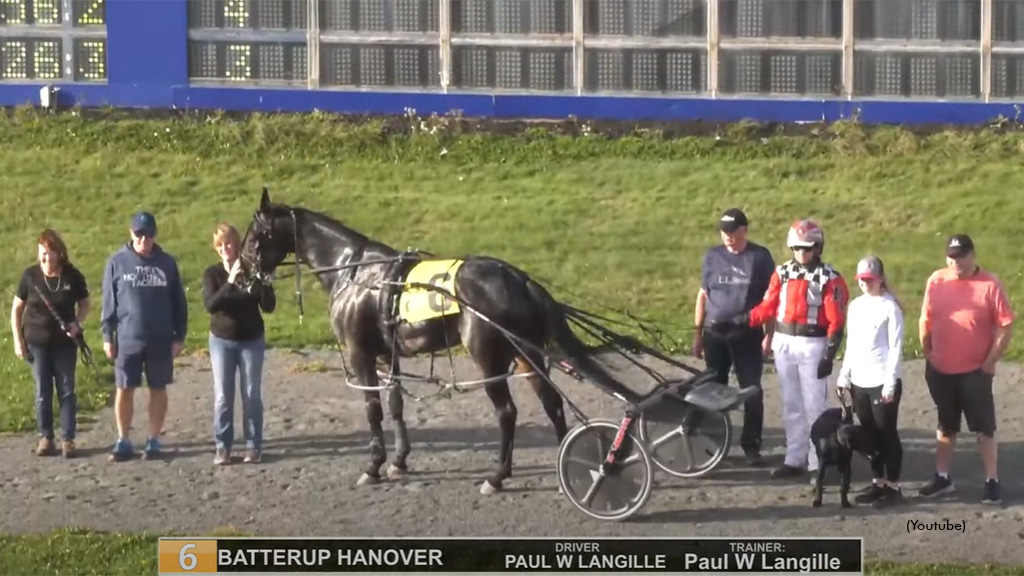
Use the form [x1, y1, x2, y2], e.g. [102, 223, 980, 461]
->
[1, 347, 1022, 566]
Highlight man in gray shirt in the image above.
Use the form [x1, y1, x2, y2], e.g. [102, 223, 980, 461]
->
[692, 208, 775, 464]
[101, 211, 188, 462]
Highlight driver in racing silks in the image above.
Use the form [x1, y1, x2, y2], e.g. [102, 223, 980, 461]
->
[711, 219, 850, 482]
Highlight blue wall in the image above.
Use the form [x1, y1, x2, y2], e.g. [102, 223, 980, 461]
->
[3, 0, 1023, 126]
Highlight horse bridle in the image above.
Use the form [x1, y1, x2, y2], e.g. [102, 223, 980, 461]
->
[242, 207, 308, 323]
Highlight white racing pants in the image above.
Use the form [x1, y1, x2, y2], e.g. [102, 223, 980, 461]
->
[771, 332, 830, 471]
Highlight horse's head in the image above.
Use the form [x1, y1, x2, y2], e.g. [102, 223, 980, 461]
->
[241, 187, 296, 286]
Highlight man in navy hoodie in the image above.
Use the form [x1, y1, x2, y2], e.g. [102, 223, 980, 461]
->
[101, 211, 188, 461]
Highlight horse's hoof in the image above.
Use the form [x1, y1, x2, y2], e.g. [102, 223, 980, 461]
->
[480, 480, 499, 495]
[386, 464, 407, 480]
[357, 472, 381, 486]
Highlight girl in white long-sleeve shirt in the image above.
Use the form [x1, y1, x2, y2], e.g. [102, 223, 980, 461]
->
[837, 254, 904, 509]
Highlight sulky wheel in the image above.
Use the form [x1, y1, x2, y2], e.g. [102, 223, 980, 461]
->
[637, 402, 732, 478]
[557, 418, 655, 522]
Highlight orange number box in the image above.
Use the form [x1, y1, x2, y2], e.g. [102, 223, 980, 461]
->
[158, 539, 219, 574]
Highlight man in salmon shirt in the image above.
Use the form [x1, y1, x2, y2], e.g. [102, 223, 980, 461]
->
[918, 234, 1014, 505]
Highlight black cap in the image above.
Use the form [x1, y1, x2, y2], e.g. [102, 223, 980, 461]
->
[945, 234, 974, 259]
[718, 208, 749, 233]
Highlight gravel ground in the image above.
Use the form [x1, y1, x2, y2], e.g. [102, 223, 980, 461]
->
[1, 347, 1021, 566]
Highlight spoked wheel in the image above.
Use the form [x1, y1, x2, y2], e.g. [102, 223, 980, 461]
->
[557, 419, 655, 522]
[638, 402, 732, 478]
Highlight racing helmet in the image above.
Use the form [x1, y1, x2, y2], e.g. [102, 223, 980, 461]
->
[787, 219, 825, 251]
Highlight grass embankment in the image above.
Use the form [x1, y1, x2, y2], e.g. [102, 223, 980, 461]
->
[2, 109, 1024, 432]
[1, 108, 1023, 574]
[0, 528, 1022, 576]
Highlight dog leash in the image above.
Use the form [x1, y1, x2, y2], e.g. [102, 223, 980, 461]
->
[30, 283, 102, 380]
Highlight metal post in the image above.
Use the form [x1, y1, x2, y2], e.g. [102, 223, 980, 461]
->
[307, 0, 320, 89]
[706, 0, 719, 96]
[439, 0, 452, 91]
[981, 0, 992, 102]
[573, 0, 584, 95]
[61, 0, 74, 81]
[841, 0, 854, 98]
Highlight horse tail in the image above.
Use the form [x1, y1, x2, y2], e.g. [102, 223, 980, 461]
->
[524, 279, 640, 402]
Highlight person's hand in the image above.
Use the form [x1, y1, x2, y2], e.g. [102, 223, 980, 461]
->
[817, 357, 834, 379]
[227, 259, 242, 284]
[691, 331, 704, 359]
[104, 341, 117, 360]
[981, 358, 997, 375]
[761, 336, 772, 359]
[66, 321, 82, 338]
[729, 312, 750, 327]
[14, 339, 26, 360]
[881, 393, 894, 404]
[171, 341, 184, 358]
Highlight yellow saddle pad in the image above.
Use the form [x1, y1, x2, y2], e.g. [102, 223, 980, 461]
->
[397, 259, 465, 324]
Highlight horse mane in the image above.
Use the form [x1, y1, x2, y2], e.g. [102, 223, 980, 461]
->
[267, 202, 372, 244]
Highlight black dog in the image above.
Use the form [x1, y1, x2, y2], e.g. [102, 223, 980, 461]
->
[810, 391, 878, 508]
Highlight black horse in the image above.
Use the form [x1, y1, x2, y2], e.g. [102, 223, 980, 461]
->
[241, 188, 638, 494]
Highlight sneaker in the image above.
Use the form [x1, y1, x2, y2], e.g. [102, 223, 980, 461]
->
[872, 485, 903, 509]
[35, 437, 57, 456]
[855, 483, 886, 505]
[743, 448, 765, 466]
[109, 438, 134, 462]
[918, 473, 955, 498]
[61, 440, 76, 459]
[213, 448, 230, 466]
[244, 448, 261, 464]
[141, 437, 161, 460]
[982, 479, 1002, 505]
[771, 464, 804, 479]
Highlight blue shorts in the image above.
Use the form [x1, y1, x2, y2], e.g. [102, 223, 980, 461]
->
[115, 342, 175, 390]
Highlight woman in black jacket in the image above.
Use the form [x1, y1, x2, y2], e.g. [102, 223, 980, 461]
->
[202, 222, 276, 465]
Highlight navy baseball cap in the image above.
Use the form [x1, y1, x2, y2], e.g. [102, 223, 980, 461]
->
[717, 208, 749, 233]
[131, 211, 157, 237]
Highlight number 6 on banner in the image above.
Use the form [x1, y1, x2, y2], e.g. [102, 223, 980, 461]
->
[158, 538, 218, 574]
[180, 544, 197, 571]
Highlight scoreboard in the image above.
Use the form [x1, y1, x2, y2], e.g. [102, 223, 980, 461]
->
[157, 536, 865, 575]
[0, 0, 107, 82]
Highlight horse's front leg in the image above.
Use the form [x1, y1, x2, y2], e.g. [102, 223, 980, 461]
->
[352, 348, 388, 486]
[386, 357, 411, 479]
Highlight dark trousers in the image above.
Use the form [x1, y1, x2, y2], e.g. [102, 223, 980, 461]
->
[27, 342, 78, 441]
[850, 380, 903, 483]
[702, 327, 765, 453]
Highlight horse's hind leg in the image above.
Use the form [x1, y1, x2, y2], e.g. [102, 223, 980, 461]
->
[480, 375, 517, 496]
[517, 354, 567, 442]
[385, 358, 411, 479]
[350, 348, 388, 486]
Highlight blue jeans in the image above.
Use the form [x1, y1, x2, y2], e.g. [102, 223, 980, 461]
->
[208, 333, 266, 452]
[27, 342, 78, 441]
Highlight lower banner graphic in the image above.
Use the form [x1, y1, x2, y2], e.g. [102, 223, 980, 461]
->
[158, 536, 863, 575]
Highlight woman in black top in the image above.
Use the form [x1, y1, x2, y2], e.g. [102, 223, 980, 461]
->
[202, 222, 276, 465]
[10, 229, 91, 458]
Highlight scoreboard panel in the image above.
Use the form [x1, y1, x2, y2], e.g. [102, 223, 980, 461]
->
[0, 0, 107, 82]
